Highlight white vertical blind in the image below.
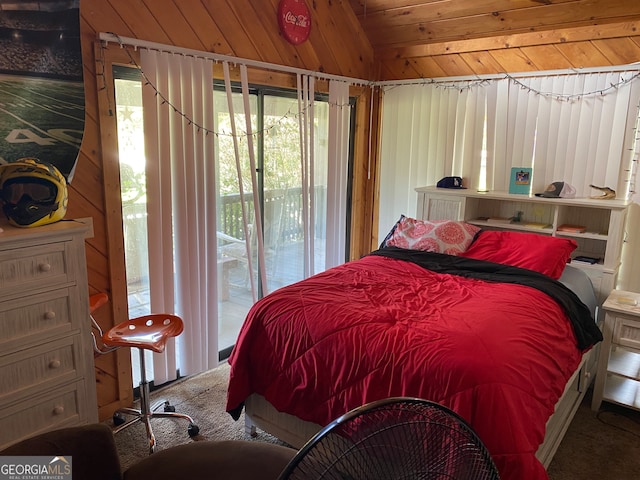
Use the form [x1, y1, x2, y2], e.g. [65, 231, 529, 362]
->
[221, 62, 267, 303]
[488, 80, 510, 191]
[504, 76, 541, 175]
[325, 80, 350, 268]
[378, 69, 640, 241]
[378, 80, 491, 239]
[141, 49, 218, 380]
[138, 48, 356, 381]
[297, 74, 314, 277]
[378, 85, 434, 236]
[239, 65, 268, 297]
[493, 71, 639, 195]
[619, 103, 640, 293]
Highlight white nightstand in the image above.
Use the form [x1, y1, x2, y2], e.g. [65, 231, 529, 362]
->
[591, 290, 640, 411]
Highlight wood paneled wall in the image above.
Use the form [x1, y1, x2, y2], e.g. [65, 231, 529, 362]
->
[74, 0, 640, 418]
[76, 0, 375, 419]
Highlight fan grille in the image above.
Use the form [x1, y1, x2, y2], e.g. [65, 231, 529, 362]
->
[279, 398, 500, 480]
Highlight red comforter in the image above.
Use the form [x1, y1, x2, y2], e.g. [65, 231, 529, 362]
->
[227, 252, 595, 479]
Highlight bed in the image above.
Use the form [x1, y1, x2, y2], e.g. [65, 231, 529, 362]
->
[226, 218, 603, 480]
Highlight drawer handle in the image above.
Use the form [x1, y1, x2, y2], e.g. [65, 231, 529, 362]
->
[39, 263, 51, 272]
[49, 359, 61, 369]
[52, 405, 64, 415]
[44, 311, 56, 320]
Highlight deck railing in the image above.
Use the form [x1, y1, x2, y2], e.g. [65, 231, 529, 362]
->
[122, 187, 325, 284]
[220, 187, 300, 242]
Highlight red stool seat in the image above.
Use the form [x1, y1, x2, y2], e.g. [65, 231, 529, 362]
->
[89, 295, 198, 454]
[102, 314, 184, 353]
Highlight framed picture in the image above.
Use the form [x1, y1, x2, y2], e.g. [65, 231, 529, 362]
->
[509, 167, 533, 194]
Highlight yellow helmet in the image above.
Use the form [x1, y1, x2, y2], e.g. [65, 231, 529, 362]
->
[0, 158, 68, 227]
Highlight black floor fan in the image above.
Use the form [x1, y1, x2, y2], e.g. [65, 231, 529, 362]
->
[277, 397, 500, 480]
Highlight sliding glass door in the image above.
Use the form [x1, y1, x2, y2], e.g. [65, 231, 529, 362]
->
[214, 86, 335, 355]
[113, 67, 353, 384]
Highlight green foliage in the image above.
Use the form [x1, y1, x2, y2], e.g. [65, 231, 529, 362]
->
[217, 113, 303, 195]
[119, 162, 146, 205]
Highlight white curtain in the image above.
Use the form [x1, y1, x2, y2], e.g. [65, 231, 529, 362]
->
[326, 80, 351, 268]
[378, 69, 640, 241]
[141, 49, 218, 382]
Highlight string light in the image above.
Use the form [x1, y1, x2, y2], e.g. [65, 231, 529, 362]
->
[101, 36, 361, 142]
[382, 70, 640, 102]
[629, 99, 640, 202]
[99, 34, 640, 144]
[383, 78, 490, 93]
[505, 72, 640, 101]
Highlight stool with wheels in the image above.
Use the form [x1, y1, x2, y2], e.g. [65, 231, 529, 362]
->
[90, 294, 200, 454]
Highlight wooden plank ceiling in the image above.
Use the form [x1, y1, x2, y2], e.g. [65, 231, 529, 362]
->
[348, 0, 640, 80]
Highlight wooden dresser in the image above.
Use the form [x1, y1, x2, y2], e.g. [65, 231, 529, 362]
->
[0, 218, 98, 449]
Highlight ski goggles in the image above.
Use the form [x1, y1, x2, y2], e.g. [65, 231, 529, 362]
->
[0, 177, 58, 205]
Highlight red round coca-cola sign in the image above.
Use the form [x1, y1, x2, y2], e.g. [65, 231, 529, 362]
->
[278, 0, 311, 45]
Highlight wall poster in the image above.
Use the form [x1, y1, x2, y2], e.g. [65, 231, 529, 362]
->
[0, 0, 84, 182]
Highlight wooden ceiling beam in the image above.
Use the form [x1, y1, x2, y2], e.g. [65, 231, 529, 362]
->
[376, 20, 640, 60]
[355, 0, 579, 30]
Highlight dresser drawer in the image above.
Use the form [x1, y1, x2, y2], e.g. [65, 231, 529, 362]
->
[0, 219, 96, 448]
[0, 337, 79, 404]
[0, 242, 69, 292]
[0, 288, 77, 350]
[614, 316, 640, 350]
[0, 382, 85, 450]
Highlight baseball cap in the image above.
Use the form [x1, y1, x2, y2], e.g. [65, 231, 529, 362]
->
[534, 181, 576, 199]
[436, 176, 466, 189]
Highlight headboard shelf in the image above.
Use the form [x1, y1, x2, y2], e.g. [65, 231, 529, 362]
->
[415, 186, 630, 304]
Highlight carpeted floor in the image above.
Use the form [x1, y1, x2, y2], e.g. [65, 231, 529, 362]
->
[111, 363, 640, 479]
[111, 363, 285, 471]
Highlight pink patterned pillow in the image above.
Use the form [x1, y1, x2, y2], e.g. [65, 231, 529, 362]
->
[385, 216, 481, 255]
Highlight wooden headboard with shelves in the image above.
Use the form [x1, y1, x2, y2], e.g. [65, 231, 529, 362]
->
[415, 186, 630, 305]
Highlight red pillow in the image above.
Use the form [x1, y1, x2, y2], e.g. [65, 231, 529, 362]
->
[460, 230, 577, 279]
